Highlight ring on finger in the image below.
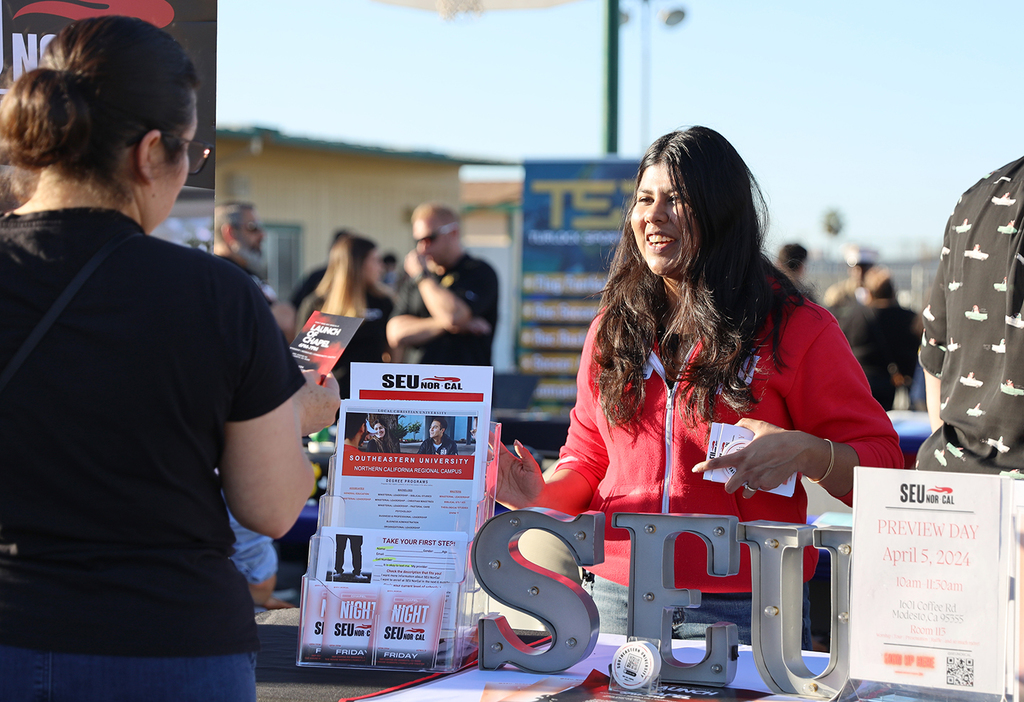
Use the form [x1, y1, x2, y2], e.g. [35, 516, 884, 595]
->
[742, 484, 757, 498]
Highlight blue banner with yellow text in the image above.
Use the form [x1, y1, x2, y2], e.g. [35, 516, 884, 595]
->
[519, 159, 639, 411]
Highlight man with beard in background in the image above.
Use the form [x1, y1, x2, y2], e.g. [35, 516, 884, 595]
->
[214, 202, 295, 336]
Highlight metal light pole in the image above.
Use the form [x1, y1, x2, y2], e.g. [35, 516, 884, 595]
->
[608, 1, 686, 156]
[641, 3, 685, 152]
[640, 0, 651, 150]
[603, 0, 619, 155]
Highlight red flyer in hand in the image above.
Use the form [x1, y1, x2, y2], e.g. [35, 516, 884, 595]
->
[289, 311, 363, 375]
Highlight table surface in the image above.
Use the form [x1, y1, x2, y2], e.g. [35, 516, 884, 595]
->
[256, 608, 434, 702]
[256, 609, 830, 702]
[374, 634, 830, 702]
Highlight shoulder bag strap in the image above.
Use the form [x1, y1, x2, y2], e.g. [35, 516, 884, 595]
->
[0, 231, 137, 396]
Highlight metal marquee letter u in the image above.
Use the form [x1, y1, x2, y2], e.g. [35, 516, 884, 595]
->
[741, 521, 852, 699]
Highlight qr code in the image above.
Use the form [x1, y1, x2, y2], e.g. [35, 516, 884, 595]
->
[946, 655, 974, 687]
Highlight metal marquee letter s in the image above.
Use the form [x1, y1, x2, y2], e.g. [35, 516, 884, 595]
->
[472, 509, 604, 673]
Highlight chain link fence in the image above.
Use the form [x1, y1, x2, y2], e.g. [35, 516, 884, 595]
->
[802, 258, 940, 314]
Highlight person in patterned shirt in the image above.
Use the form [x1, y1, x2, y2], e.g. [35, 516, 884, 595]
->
[918, 156, 1024, 473]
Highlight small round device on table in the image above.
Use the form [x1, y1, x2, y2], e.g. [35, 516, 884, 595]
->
[610, 640, 661, 690]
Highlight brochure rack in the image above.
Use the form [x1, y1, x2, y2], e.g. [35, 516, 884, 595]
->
[296, 364, 496, 672]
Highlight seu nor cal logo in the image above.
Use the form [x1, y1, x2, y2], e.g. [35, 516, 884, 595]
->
[380, 374, 463, 390]
[900, 483, 955, 505]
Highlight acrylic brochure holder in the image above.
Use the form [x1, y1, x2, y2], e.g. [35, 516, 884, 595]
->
[297, 363, 497, 672]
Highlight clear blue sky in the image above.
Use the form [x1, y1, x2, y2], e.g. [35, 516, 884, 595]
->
[216, 0, 1024, 262]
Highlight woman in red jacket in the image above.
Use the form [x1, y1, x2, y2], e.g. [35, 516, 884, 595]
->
[499, 126, 903, 646]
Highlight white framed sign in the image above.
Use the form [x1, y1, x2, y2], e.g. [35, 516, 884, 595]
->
[849, 466, 1012, 697]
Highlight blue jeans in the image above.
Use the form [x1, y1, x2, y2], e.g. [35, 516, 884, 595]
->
[582, 572, 813, 650]
[0, 644, 257, 702]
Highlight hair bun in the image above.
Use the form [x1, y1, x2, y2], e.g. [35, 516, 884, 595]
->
[0, 65, 93, 171]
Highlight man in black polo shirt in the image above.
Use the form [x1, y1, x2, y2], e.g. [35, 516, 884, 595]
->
[387, 203, 498, 366]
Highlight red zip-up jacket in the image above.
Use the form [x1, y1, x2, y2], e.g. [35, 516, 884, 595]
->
[558, 301, 904, 591]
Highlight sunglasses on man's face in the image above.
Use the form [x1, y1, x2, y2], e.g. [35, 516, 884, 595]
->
[415, 221, 458, 247]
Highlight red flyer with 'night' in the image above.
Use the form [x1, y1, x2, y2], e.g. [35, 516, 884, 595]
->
[289, 311, 363, 375]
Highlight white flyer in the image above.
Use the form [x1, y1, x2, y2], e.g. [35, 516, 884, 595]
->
[311, 526, 468, 588]
[331, 400, 487, 533]
[1009, 481, 1024, 700]
[703, 422, 796, 497]
[348, 362, 493, 417]
[849, 466, 1012, 696]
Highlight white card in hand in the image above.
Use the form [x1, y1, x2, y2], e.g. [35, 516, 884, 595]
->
[702, 422, 796, 497]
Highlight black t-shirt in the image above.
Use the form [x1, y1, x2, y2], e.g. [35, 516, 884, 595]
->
[840, 304, 920, 380]
[393, 253, 498, 366]
[290, 266, 326, 309]
[0, 209, 305, 656]
[838, 302, 920, 410]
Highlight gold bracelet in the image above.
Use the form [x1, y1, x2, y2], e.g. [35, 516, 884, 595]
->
[810, 438, 835, 484]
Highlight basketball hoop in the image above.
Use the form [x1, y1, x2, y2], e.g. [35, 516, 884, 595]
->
[370, 0, 583, 20]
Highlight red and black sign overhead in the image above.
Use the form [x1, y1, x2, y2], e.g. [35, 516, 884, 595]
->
[0, 0, 217, 189]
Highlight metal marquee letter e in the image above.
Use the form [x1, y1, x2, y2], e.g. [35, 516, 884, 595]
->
[472, 509, 604, 673]
[615, 513, 741, 687]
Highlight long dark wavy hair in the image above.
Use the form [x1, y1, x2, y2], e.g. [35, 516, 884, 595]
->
[594, 126, 803, 427]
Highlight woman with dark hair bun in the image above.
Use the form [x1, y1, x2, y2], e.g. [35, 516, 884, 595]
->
[0, 17, 339, 700]
[498, 127, 904, 647]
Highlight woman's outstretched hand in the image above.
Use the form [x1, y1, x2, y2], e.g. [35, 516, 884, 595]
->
[496, 440, 545, 509]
